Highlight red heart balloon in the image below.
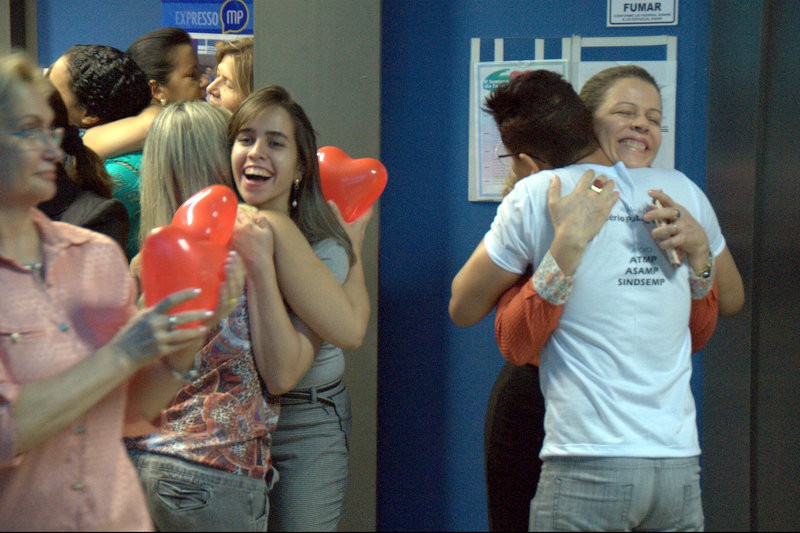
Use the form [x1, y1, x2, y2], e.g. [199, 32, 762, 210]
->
[172, 185, 238, 246]
[140, 225, 227, 324]
[317, 146, 387, 223]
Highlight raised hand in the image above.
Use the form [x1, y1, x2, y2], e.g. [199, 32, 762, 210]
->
[643, 189, 711, 272]
[109, 288, 211, 370]
[328, 200, 373, 255]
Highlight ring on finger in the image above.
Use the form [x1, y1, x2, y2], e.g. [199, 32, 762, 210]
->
[672, 223, 679, 236]
[674, 208, 682, 220]
[590, 178, 604, 194]
[167, 315, 178, 331]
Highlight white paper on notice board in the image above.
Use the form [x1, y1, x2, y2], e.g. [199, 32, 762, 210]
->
[471, 60, 568, 201]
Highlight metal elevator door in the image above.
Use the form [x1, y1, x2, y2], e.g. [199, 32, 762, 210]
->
[704, 1, 800, 530]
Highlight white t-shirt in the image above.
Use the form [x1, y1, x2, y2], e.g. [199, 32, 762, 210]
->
[484, 162, 725, 458]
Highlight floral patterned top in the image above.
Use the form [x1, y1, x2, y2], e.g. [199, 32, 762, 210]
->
[125, 293, 279, 480]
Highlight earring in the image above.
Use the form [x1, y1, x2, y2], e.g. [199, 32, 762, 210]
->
[160, 98, 167, 106]
[291, 178, 301, 208]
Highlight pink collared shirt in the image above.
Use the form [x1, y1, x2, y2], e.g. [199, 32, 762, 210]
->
[0, 210, 152, 531]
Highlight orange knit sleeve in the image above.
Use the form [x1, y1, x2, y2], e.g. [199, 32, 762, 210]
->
[494, 276, 564, 367]
[689, 278, 719, 353]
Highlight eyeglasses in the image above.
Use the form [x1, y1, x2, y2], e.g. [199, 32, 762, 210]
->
[7, 126, 64, 148]
[495, 142, 548, 168]
[494, 142, 519, 169]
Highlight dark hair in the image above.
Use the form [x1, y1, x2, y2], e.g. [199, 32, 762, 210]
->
[127, 27, 193, 86]
[579, 64, 661, 116]
[47, 83, 114, 197]
[228, 85, 355, 265]
[483, 70, 598, 168]
[61, 44, 151, 124]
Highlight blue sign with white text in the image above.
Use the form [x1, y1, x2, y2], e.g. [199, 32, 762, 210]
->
[162, 0, 253, 34]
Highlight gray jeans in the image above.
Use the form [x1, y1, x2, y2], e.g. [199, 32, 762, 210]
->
[268, 380, 351, 531]
[128, 450, 275, 532]
[530, 456, 704, 531]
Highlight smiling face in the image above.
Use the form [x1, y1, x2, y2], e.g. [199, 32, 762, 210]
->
[230, 105, 300, 213]
[1, 87, 62, 208]
[206, 54, 244, 112]
[593, 77, 662, 168]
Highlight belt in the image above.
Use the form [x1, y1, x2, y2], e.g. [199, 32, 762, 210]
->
[280, 379, 342, 404]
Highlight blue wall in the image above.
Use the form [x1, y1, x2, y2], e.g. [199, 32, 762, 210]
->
[35, 1, 712, 530]
[36, 0, 161, 66]
[378, 1, 711, 530]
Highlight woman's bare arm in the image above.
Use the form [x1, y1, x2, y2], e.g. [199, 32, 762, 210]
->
[82, 104, 160, 159]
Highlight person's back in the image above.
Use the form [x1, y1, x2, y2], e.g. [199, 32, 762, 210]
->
[103, 151, 141, 257]
[47, 44, 152, 259]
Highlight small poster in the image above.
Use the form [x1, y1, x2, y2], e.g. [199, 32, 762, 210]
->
[162, 0, 253, 89]
[470, 60, 568, 201]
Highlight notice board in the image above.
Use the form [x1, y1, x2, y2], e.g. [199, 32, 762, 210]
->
[469, 35, 677, 202]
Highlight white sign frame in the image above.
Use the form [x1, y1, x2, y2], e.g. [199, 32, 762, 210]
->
[607, 0, 678, 27]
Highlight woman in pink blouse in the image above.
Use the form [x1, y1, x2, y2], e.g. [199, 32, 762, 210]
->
[0, 52, 239, 531]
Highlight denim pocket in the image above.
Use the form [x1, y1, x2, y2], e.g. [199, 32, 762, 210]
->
[552, 477, 633, 531]
[156, 478, 210, 512]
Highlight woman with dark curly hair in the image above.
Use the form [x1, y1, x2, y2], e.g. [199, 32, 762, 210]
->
[47, 44, 153, 258]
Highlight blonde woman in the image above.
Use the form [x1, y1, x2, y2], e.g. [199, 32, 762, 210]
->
[206, 36, 254, 112]
[126, 100, 370, 531]
[0, 52, 218, 532]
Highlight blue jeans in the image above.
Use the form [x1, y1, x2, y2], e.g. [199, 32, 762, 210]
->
[530, 456, 704, 531]
[268, 380, 351, 531]
[128, 450, 274, 532]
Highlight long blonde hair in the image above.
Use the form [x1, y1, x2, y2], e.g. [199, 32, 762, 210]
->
[139, 100, 232, 245]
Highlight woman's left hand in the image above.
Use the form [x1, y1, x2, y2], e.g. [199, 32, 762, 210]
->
[328, 200, 372, 256]
[644, 189, 711, 271]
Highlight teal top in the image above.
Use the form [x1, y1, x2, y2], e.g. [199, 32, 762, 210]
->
[105, 151, 142, 259]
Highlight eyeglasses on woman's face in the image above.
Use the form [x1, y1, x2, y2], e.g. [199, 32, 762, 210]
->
[6, 126, 64, 149]
[494, 142, 548, 168]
